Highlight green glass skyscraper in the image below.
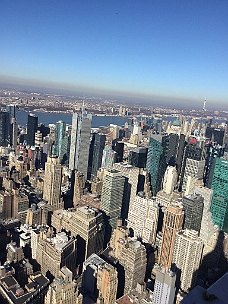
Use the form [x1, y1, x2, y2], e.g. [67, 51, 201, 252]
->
[146, 134, 169, 196]
[210, 156, 228, 233]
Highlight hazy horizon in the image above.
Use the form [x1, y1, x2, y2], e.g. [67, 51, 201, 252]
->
[1, 1, 228, 111]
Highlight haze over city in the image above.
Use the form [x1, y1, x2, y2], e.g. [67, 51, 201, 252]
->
[1, 0, 228, 109]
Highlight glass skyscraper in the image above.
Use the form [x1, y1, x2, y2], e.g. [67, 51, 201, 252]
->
[210, 156, 228, 233]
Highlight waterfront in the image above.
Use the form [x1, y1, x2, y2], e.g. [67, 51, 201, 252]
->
[16, 111, 225, 128]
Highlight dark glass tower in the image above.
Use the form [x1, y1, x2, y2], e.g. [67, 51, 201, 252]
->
[0, 111, 10, 146]
[27, 114, 38, 146]
[210, 157, 228, 233]
[146, 134, 169, 196]
[112, 140, 124, 163]
[204, 144, 225, 188]
[182, 193, 204, 235]
[128, 147, 148, 168]
[91, 133, 106, 177]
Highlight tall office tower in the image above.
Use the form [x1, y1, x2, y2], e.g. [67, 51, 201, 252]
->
[206, 126, 225, 145]
[210, 156, 228, 232]
[182, 159, 205, 194]
[69, 111, 92, 178]
[45, 267, 82, 304]
[204, 144, 225, 188]
[118, 237, 147, 294]
[91, 133, 106, 177]
[182, 193, 204, 234]
[101, 146, 117, 168]
[72, 170, 85, 207]
[127, 193, 158, 245]
[172, 229, 203, 293]
[82, 253, 118, 303]
[59, 134, 71, 164]
[0, 110, 10, 146]
[10, 118, 18, 148]
[100, 169, 125, 230]
[194, 186, 215, 243]
[43, 156, 63, 210]
[36, 231, 77, 279]
[179, 133, 208, 191]
[176, 134, 186, 176]
[146, 134, 170, 196]
[128, 147, 148, 168]
[113, 163, 139, 220]
[158, 203, 184, 268]
[152, 266, 176, 304]
[6, 104, 16, 123]
[112, 140, 124, 163]
[27, 114, 38, 146]
[51, 206, 105, 260]
[54, 120, 66, 157]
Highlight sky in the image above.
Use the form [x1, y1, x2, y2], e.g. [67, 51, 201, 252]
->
[1, 0, 228, 109]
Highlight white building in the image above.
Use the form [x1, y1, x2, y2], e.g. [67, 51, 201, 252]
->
[172, 229, 203, 293]
[127, 193, 158, 245]
[152, 266, 176, 304]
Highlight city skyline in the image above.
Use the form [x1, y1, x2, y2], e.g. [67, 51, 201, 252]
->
[1, 1, 228, 109]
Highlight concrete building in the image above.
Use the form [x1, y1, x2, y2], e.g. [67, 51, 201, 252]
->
[43, 155, 63, 210]
[172, 229, 203, 293]
[158, 203, 184, 268]
[0, 190, 13, 219]
[118, 237, 147, 294]
[152, 265, 176, 304]
[45, 267, 82, 304]
[0, 271, 49, 304]
[51, 206, 105, 260]
[82, 253, 118, 303]
[182, 159, 205, 194]
[35, 231, 77, 279]
[127, 193, 158, 245]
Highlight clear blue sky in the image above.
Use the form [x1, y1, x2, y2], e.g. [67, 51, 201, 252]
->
[1, 0, 228, 108]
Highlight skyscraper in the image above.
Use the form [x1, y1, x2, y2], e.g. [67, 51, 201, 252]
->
[128, 147, 148, 168]
[182, 158, 205, 194]
[146, 134, 169, 196]
[91, 133, 106, 177]
[69, 110, 92, 178]
[82, 253, 118, 304]
[182, 193, 204, 234]
[152, 266, 176, 304]
[27, 114, 38, 146]
[210, 156, 228, 233]
[172, 229, 203, 293]
[101, 169, 125, 230]
[127, 193, 158, 245]
[113, 163, 139, 221]
[158, 203, 184, 268]
[6, 104, 16, 123]
[43, 156, 63, 210]
[54, 120, 66, 157]
[0, 110, 10, 146]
